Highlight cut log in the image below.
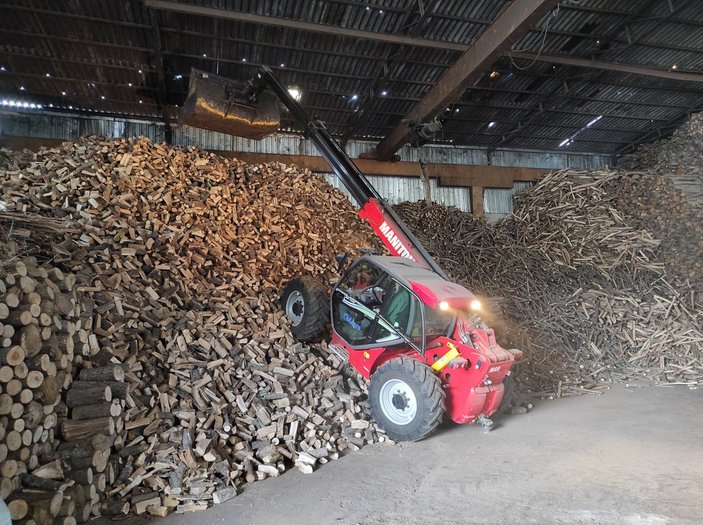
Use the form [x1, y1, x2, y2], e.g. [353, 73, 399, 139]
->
[60, 417, 115, 442]
[0, 345, 25, 366]
[65, 384, 111, 408]
[77, 366, 124, 382]
[17, 324, 42, 357]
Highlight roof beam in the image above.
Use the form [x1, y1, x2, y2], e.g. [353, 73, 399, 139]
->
[373, 0, 560, 160]
[0, 51, 155, 74]
[510, 52, 703, 82]
[143, 0, 466, 52]
[2, 5, 151, 29]
[0, 70, 157, 92]
[0, 28, 153, 53]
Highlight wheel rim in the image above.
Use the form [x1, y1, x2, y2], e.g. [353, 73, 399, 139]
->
[379, 378, 417, 426]
[285, 291, 305, 326]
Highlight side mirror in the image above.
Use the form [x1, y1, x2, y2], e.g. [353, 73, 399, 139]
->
[335, 252, 350, 271]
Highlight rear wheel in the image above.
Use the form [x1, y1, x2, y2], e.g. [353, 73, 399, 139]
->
[280, 277, 329, 342]
[369, 357, 444, 442]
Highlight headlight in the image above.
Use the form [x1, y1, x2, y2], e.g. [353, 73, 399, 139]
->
[438, 301, 450, 311]
[470, 299, 481, 311]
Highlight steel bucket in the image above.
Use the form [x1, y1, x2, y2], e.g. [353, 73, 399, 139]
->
[180, 69, 280, 140]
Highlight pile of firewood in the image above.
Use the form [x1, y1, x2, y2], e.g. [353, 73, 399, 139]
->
[397, 169, 703, 397]
[621, 112, 703, 215]
[0, 137, 385, 521]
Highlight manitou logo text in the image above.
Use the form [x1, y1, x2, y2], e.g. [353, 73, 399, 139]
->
[378, 222, 415, 260]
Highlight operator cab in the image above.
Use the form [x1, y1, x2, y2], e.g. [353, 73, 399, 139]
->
[331, 256, 459, 353]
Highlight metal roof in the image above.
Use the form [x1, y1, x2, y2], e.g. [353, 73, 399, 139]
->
[1, 0, 702, 156]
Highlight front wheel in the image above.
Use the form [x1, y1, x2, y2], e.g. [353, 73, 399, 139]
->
[280, 277, 329, 342]
[496, 374, 515, 415]
[369, 357, 445, 442]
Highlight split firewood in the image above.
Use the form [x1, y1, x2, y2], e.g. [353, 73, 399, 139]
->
[1, 137, 385, 520]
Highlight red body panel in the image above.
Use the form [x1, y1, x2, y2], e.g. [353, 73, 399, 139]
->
[331, 322, 517, 424]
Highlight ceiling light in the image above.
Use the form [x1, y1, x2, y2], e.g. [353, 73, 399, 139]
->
[558, 138, 570, 147]
[488, 121, 496, 128]
[0, 67, 5, 72]
[69, 105, 73, 109]
[586, 115, 603, 127]
[128, 82, 133, 87]
[0, 98, 42, 109]
[100, 95, 106, 100]
[351, 94, 358, 101]
[379, 10, 384, 14]
[672, 64, 678, 69]
[202, 53, 207, 57]
[45, 73, 50, 77]
[19, 86, 26, 91]
[366, 6, 370, 11]
[381, 90, 388, 96]
[138, 69, 143, 74]
[454, 108, 460, 113]
[287, 87, 302, 101]
[174, 75, 182, 80]
[61, 91, 67, 96]
[242, 58, 247, 62]
[139, 100, 143, 104]
[490, 71, 500, 79]
[280, 63, 285, 68]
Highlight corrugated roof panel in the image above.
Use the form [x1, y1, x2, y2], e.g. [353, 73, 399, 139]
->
[2, 0, 703, 155]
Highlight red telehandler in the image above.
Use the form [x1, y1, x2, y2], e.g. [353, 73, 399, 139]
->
[182, 67, 521, 441]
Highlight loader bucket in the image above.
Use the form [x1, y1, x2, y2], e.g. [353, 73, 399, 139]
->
[180, 69, 280, 140]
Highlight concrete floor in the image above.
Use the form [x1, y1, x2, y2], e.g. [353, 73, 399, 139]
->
[146, 385, 702, 525]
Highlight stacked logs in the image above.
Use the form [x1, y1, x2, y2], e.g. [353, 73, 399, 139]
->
[608, 171, 703, 295]
[622, 111, 703, 214]
[0, 136, 385, 518]
[396, 169, 703, 397]
[0, 256, 84, 524]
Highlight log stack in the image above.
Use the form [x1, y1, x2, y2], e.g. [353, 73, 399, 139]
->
[396, 169, 703, 397]
[0, 137, 386, 519]
[0, 255, 87, 524]
[622, 111, 703, 215]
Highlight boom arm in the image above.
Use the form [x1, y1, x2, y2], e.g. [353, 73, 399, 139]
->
[252, 66, 448, 280]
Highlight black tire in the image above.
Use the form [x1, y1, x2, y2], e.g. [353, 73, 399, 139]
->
[369, 357, 445, 442]
[496, 374, 515, 415]
[280, 277, 329, 342]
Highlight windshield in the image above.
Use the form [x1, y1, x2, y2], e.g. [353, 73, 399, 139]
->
[424, 305, 456, 338]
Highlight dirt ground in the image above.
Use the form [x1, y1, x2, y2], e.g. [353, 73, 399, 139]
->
[135, 385, 702, 525]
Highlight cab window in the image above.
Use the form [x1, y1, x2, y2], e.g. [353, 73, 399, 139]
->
[371, 278, 422, 343]
[338, 261, 382, 293]
[332, 261, 384, 346]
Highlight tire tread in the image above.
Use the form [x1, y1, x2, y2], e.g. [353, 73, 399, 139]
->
[369, 357, 445, 442]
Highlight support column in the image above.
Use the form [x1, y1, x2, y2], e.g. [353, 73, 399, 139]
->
[471, 186, 484, 217]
